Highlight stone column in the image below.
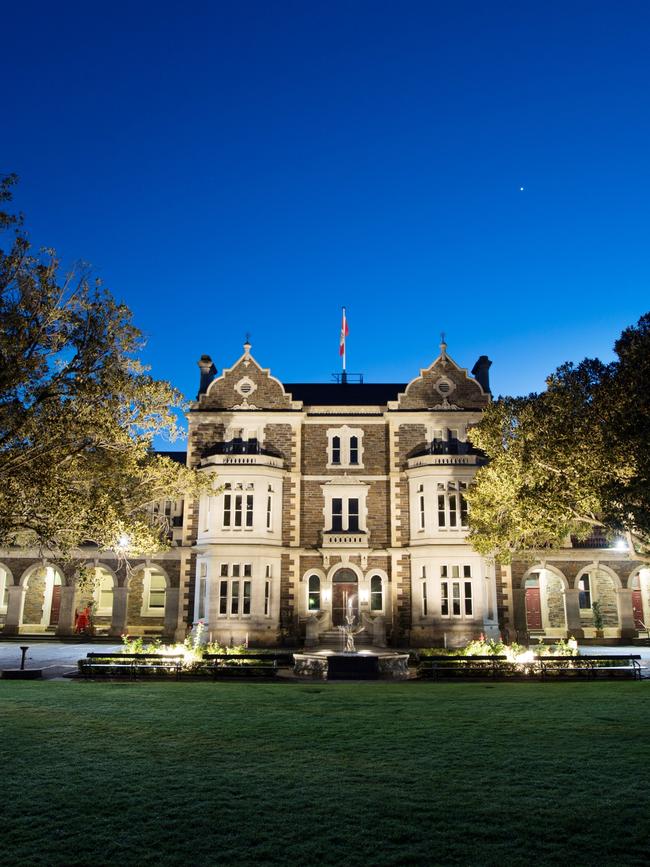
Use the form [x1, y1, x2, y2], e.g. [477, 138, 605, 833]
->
[511, 588, 527, 642]
[55, 585, 77, 637]
[109, 586, 128, 638]
[617, 589, 636, 639]
[564, 589, 585, 640]
[163, 586, 181, 642]
[2, 585, 27, 635]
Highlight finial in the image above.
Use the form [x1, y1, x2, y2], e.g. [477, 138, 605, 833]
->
[243, 334, 251, 358]
[440, 331, 447, 357]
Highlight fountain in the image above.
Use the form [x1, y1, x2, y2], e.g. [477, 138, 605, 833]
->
[294, 602, 409, 680]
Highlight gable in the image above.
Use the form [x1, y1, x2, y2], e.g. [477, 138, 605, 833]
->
[200, 345, 301, 411]
[392, 350, 489, 411]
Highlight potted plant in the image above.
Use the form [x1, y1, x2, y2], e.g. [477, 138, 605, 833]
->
[591, 600, 604, 639]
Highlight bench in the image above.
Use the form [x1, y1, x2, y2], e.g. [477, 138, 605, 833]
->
[417, 655, 510, 680]
[78, 653, 184, 680]
[539, 654, 642, 680]
[202, 653, 283, 679]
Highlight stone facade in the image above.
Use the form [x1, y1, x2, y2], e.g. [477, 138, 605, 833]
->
[2, 340, 647, 646]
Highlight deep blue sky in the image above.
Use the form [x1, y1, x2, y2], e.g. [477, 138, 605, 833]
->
[3, 1, 649, 434]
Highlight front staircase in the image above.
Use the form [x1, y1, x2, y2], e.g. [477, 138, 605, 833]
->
[316, 629, 373, 649]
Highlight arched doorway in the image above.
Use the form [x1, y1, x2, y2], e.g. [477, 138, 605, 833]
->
[524, 573, 542, 630]
[332, 568, 358, 626]
[630, 570, 649, 630]
[22, 565, 63, 628]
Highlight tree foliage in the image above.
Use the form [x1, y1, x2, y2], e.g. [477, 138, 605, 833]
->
[0, 175, 208, 555]
[466, 313, 650, 563]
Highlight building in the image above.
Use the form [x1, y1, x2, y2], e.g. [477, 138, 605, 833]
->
[1, 339, 648, 645]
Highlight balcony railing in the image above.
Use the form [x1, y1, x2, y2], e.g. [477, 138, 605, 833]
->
[322, 530, 369, 548]
[201, 440, 285, 469]
[407, 441, 486, 469]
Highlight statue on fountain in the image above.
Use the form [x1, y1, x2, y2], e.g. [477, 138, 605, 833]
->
[337, 613, 365, 653]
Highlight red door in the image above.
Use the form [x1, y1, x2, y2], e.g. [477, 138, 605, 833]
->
[526, 587, 542, 630]
[332, 583, 359, 626]
[632, 590, 645, 629]
[49, 585, 61, 626]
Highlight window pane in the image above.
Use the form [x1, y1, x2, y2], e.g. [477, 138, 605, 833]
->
[438, 495, 446, 527]
[348, 498, 359, 532]
[332, 498, 343, 532]
[441, 582, 449, 616]
[332, 436, 341, 464]
[419, 495, 425, 530]
[452, 582, 461, 615]
[460, 495, 469, 527]
[449, 494, 457, 527]
[370, 575, 382, 611]
[264, 580, 271, 616]
[578, 575, 591, 609]
[349, 436, 359, 464]
[464, 581, 473, 616]
[220, 564, 228, 577]
[231, 581, 239, 614]
[246, 494, 254, 527]
[243, 564, 252, 577]
[243, 581, 251, 615]
[422, 582, 428, 616]
[219, 581, 228, 615]
[223, 494, 231, 527]
[232, 564, 240, 577]
[308, 575, 320, 611]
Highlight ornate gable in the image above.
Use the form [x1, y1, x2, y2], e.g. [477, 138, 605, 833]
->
[391, 340, 490, 411]
[200, 342, 301, 411]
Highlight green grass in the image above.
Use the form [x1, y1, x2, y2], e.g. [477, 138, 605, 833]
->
[2, 681, 650, 866]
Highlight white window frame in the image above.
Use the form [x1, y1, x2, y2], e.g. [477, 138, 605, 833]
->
[93, 567, 115, 616]
[140, 567, 168, 617]
[440, 565, 473, 619]
[326, 426, 364, 469]
[217, 563, 253, 618]
[321, 481, 369, 534]
[221, 483, 254, 531]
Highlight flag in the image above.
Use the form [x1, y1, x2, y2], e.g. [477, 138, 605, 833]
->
[339, 307, 349, 358]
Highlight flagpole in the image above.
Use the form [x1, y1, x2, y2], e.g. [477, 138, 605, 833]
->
[342, 306, 346, 375]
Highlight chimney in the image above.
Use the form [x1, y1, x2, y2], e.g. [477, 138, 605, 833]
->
[197, 355, 217, 397]
[471, 355, 492, 393]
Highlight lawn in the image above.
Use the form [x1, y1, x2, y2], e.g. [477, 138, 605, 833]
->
[1, 681, 650, 866]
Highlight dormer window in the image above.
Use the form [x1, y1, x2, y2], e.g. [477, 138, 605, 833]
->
[326, 427, 364, 468]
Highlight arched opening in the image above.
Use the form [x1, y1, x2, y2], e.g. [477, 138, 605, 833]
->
[0, 564, 11, 622]
[524, 573, 542, 630]
[630, 569, 649, 630]
[307, 574, 321, 611]
[22, 565, 63, 628]
[129, 565, 168, 628]
[370, 575, 383, 612]
[332, 568, 358, 626]
[576, 567, 620, 630]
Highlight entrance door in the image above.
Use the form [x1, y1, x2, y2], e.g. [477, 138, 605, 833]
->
[525, 587, 542, 630]
[49, 584, 61, 626]
[332, 584, 359, 626]
[632, 590, 644, 629]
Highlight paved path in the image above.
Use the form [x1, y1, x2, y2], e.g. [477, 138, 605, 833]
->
[0, 641, 648, 679]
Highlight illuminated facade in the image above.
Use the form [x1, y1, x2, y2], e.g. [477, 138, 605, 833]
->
[0, 340, 647, 645]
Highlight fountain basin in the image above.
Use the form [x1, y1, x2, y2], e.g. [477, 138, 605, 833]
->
[294, 650, 409, 680]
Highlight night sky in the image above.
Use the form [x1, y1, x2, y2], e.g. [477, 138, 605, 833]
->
[3, 1, 649, 436]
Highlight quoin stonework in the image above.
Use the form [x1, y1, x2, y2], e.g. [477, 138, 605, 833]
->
[1, 339, 648, 646]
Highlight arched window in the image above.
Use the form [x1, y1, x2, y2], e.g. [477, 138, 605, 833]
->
[370, 575, 383, 611]
[349, 436, 359, 465]
[331, 436, 341, 465]
[308, 574, 321, 611]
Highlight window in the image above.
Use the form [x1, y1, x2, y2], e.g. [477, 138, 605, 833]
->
[370, 575, 383, 611]
[329, 497, 362, 533]
[441, 565, 473, 618]
[435, 482, 469, 531]
[222, 484, 254, 530]
[264, 577, 271, 617]
[578, 574, 591, 609]
[217, 565, 253, 617]
[418, 485, 425, 531]
[308, 574, 321, 611]
[266, 485, 273, 530]
[94, 568, 114, 615]
[197, 577, 207, 619]
[149, 573, 166, 610]
[421, 565, 428, 616]
[139, 567, 167, 616]
[327, 428, 364, 468]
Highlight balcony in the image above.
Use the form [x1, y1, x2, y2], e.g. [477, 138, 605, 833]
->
[201, 440, 285, 470]
[321, 530, 369, 548]
[406, 441, 486, 469]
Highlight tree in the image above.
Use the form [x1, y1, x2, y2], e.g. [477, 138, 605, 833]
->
[0, 175, 207, 556]
[466, 313, 650, 563]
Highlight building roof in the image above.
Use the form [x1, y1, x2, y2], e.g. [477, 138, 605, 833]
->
[284, 382, 406, 406]
[156, 450, 187, 464]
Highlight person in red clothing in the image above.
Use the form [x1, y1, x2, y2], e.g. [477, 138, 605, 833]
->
[75, 605, 91, 634]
